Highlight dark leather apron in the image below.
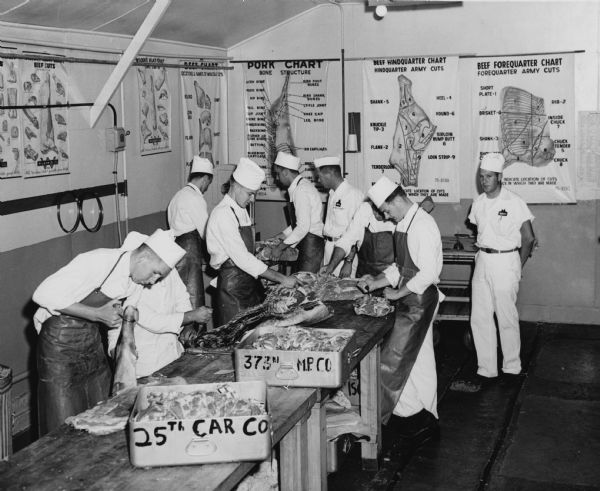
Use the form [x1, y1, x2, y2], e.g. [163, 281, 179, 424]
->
[380, 209, 439, 424]
[356, 228, 395, 277]
[215, 208, 265, 326]
[175, 229, 205, 308]
[286, 183, 325, 273]
[37, 252, 126, 435]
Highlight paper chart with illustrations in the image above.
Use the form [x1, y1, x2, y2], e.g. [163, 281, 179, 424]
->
[243, 60, 331, 201]
[474, 53, 575, 203]
[180, 61, 225, 170]
[137, 60, 171, 155]
[0, 57, 69, 178]
[363, 56, 459, 203]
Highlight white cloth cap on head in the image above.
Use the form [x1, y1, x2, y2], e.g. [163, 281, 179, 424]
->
[367, 175, 398, 209]
[144, 229, 186, 268]
[191, 155, 214, 175]
[314, 155, 341, 169]
[275, 152, 300, 171]
[480, 152, 505, 173]
[233, 157, 265, 191]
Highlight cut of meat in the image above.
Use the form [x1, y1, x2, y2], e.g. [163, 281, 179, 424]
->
[354, 296, 395, 317]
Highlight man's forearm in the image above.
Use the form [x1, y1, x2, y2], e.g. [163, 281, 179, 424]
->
[325, 246, 347, 273]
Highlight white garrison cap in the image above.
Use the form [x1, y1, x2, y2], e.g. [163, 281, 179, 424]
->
[233, 157, 265, 191]
[191, 155, 214, 175]
[275, 151, 300, 171]
[314, 155, 341, 169]
[367, 175, 398, 209]
[480, 153, 505, 173]
[144, 229, 186, 269]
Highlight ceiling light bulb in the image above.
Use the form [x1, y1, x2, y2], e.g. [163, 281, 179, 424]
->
[375, 5, 387, 17]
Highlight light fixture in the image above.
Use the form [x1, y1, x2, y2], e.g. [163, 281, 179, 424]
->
[375, 4, 387, 18]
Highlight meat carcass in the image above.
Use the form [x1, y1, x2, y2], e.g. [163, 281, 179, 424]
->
[112, 306, 138, 394]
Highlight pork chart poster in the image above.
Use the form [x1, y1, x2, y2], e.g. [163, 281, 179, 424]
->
[473, 53, 575, 203]
[363, 56, 460, 202]
[180, 60, 225, 170]
[137, 59, 171, 155]
[0, 57, 70, 178]
[243, 60, 331, 201]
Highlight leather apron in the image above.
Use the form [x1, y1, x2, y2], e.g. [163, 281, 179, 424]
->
[215, 208, 265, 326]
[175, 229, 205, 308]
[37, 252, 126, 435]
[356, 228, 395, 278]
[380, 210, 439, 424]
[286, 183, 325, 273]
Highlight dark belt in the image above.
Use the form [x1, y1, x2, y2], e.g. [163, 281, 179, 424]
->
[323, 235, 340, 242]
[479, 247, 519, 254]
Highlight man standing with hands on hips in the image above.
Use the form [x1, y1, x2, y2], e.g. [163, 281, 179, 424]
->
[316, 155, 364, 277]
[270, 151, 325, 273]
[453, 152, 536, 392]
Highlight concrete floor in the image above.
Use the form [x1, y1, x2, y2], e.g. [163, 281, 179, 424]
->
[328, 321, 600, 491]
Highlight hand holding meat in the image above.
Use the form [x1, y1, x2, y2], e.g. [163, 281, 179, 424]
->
[280, 276, 298, 289]
[383, 287, 403, 301]
[96, 300, 123, 328]
[188, 306, 213, 324]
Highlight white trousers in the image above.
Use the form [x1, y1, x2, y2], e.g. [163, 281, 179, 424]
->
[470, 251, 522, 378]
[324, 240, 358, 277]
[392, 313, 439, 419]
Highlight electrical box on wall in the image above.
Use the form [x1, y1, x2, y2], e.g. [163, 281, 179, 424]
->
[106, 127, 126, 152]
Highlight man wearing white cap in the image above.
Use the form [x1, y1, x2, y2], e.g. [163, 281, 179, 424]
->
[206, 157, 298, 326]
[167, 156, 214, 309]
[452, 153, 536, 392]
[358, 176, 443, 446]
[33, 228, 186, 434]
[314, 155, 364, 276]
[270, 151, 325, 273]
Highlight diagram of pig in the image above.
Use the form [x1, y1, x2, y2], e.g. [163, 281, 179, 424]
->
[388, 75, 436, 187]
[262, 73, 296, 188]
[194, 81, 213, 162]
[499, 86, 555, 168]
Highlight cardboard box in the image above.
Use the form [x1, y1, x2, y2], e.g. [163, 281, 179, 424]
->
[235, 327, 358, 388]
[128, 382, 271, 467]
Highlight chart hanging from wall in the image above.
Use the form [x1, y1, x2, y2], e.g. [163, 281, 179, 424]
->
[180, 61, 225, 169]
[0, 57, 70, 178]
[363, 56, 460, 202]
[473, 53, 575, 203]
[243, 60, 331, 200]
[137, 59, 171, 155]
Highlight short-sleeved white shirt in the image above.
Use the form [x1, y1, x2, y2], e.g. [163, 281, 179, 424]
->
[469, 187, 534, 250]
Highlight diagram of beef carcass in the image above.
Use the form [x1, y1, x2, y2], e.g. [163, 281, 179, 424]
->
[264, 73, 296, 188]
[138, 67, 170, 153]
[500, 86, 555, 168]
[388, 75, 436, 187]
[194, 81, 214, 163]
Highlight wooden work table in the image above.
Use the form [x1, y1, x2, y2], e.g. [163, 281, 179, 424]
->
[0, 300, 394, 491]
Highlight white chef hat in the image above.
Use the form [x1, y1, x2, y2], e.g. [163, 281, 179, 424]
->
[314, 155, 341, 169]
[233, 157, 265, 191]
[144, 229, 186, 268]
[367, 175, 399, 209]
[480, 152, 505, 173]
[191, 155, 214, 175]
[275, 152, 300, 171]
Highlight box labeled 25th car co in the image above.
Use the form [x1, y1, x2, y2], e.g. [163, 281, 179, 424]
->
[128, 381, 271, 467]
[235, 327, 358, 388]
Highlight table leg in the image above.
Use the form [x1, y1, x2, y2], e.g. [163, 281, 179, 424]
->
[307, 399, 327, 490]
[280, 417, 308, 491]
[360, 344, 381, 471]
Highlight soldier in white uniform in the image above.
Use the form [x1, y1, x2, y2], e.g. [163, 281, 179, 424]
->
[315, 155, 364, 277]
[456, 153, 536, 391]
[206, 157, 297, 326]
[167, 156, 213, 309]
[270, 151, 325, 273]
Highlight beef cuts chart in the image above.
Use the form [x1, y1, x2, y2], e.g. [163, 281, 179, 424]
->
[243, 60, 331, 201]
[363, 56, 459, 202]
[180, 61, 225, 169]
[137, 59, 171, 155]
[474, 53, 575, 203]
[0, 57, 70, 178]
